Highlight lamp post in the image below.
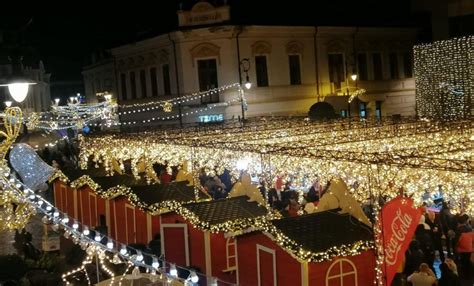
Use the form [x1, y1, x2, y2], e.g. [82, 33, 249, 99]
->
[345, 58, 358, 118]
[239, 58, 251, 122]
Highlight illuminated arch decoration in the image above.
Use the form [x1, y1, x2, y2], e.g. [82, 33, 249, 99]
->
[190, 42, 221, 66]
[326, 258, 358, 286]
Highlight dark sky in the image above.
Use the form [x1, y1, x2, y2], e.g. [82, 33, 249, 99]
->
[2, 0, 416, 82]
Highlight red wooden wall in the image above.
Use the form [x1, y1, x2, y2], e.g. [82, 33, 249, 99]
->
[237, 232, 302, 286]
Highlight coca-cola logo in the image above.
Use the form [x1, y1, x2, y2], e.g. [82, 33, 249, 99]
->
[384, 208, 413, 266]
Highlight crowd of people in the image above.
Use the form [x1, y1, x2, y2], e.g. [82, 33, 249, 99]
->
[393, 202, 473, 286]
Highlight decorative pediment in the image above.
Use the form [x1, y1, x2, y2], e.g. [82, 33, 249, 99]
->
[126, 58, 135, 67]
[252, 41, 272, 55]
[136, 55, 145, 65]
[286, 41, 304, 55]
[356, 41, 371, 51]
[326, 39, 347, 53]
[117, 60, 126, 69]
[189, 43, 221, 66]
[157, 49, 170, 64]
[191, 2, 214, 13]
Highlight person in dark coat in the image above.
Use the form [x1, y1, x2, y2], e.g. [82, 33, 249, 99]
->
[438, 262, 461, 286]
[415, 224, 436, 271]
[404, 240, 425, 276]
[425, 211, 445, 262]
[439, 201, 456, 257]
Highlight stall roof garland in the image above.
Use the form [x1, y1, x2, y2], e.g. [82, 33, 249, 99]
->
[148, 200, 276, 234]
[263, 223, 374, 263]
[68, 175, 212, 214]
[48, 170, 69, 183]
[79, 118, 474, 214]
[70, 175, 146, 209]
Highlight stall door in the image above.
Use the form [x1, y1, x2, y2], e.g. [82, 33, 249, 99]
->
[125, 204, 136, 244]
[161, 224, 189, 266]
[88, 193, 98, 227]
[257, 245, 277, 286]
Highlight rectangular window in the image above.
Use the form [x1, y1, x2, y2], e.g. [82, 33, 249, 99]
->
[198, 59, 219, 103]
[140, 70, 147, 98]
[389, 52, 399, 79]
[402, 52, 413, 78]
[162, 64, 171, 95]
[129, 71, 137, 99]
[357, 53, 368, 81]
[372, 53, 383, 80]
[255, 56, 269, 87]
[150, 67, 158, 97]
[120, 73, 127, 100]
[288, 55, 301, 85]
[328, 53, 345, 90]
[359, 102, 367, 118]
[376, 101, 382, 119]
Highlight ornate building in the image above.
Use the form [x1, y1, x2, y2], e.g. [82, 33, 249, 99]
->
[84, 2, 417, 125]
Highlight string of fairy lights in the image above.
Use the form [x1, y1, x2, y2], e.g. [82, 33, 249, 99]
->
[116, 83, 240, 112]
[18, 83, 242, 131]
[79, 117, 473, 215]
[414, 36, 473, 120]
[89, 93, 242, 128]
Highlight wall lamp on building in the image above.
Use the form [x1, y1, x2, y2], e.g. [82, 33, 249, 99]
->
[240, 58, 252, 89]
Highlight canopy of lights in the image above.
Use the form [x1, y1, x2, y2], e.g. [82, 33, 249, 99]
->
[79, 117, 473, 214]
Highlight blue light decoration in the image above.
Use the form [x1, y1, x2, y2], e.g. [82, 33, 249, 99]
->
[198, 114, 224, 123]
[82, 126, 90, 134]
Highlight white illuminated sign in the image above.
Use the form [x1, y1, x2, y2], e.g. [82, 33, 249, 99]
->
[198, 114, 224, 123]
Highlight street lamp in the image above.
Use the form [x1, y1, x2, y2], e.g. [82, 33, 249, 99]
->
[240, 58, 252, 89]
[0, 56, 36, 103]
[4, 101, 12, 108]
[239, 58, 251, 122]
[54, 98, 60, 105]
[351, 73, 358, 81]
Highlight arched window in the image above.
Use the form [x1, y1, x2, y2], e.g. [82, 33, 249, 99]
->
[225, 237, 237, 270]
[325, 258, 358, 286]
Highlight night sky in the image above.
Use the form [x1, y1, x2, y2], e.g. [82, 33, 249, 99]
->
[2, 0, 416, 83]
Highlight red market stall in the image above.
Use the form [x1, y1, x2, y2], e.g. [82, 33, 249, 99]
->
[236, 210, 375, 286]
[159, 196, 268, 285]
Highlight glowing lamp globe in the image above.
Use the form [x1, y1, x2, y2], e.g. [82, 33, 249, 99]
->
[190, 271, 199, 283]
[244, 75, 252, 89]
[351, 74, 358, 81]
[7, 82, 35, 103]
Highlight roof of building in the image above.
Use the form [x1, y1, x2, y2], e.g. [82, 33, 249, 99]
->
[183, 195, 267, 225]
[271, 209, 373, 255]
[131, 181, 210, 206]
[61, 167, 109, 182]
